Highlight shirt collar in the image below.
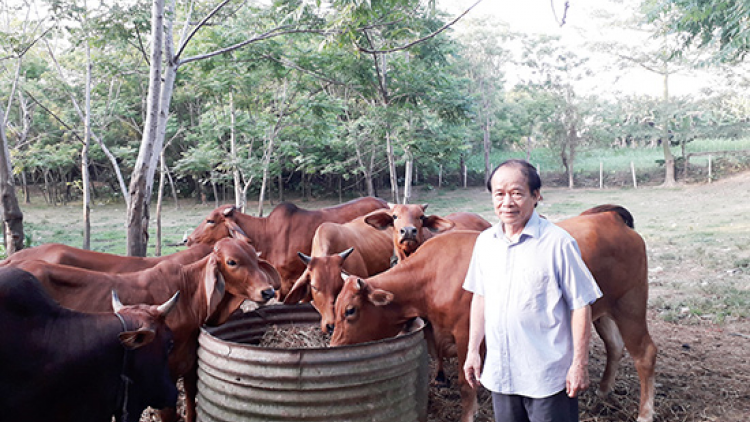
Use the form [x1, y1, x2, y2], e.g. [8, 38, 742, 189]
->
[493, 210, 542, 243]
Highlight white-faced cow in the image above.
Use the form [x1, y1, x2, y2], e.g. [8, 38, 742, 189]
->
[363, 203, 491, 264]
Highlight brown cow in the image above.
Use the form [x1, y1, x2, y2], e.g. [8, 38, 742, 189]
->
[364, 203, 491, 264]
[0, 242, 213, 273]
[283, 216, 393, 333]
[8, 237, 280, 422]
[186, 196, 388, 298]
[331, 206, 657, 422]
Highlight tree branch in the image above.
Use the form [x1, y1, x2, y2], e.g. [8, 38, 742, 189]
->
[174, 0, 233, 62]
[22, 89, 84, 144]
[179, 27, 335, 66]
[357, 0, 483, 54]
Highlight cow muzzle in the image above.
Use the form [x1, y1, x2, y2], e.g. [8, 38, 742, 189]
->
[399, 226, 418, 241]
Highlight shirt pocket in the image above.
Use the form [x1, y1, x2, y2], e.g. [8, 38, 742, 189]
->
[517, 269, 556, 311]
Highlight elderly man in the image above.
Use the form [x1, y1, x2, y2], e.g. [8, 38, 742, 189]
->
[463, 159, 602, 422]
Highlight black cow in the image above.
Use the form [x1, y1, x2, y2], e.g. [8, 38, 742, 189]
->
[0, 267, 179, 422]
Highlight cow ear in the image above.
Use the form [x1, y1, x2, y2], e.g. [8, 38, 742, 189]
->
[421, 204, 429, 211]
[284, 272, 311, 304]
[119, 328, 156, 350]
[364, 210, 393, 230]
[258, 259, 281, 291]
[423, 215, 455, 233]
[226, 220, 250, 243]
[204, 255, 226, 317]
[368, 288, 394, 307]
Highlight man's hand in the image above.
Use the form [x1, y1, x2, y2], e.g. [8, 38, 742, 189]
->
[463, 351, 482, 390]
[565, 362, 590, 398]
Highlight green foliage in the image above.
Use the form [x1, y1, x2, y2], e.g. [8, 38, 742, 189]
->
[646, 0, 750, 62]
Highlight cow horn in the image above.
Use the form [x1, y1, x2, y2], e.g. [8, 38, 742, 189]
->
[355, 278, 365, 291]
[157, 291, 181, 316]
[111, 290, 124, 313]
[297, 252, 312, 265]
[339, 247, 354, 261]
[222, 206, 235, 216]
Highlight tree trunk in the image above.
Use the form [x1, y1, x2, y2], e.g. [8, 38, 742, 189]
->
[0, 109, 24, 255]
[258, 130, 274, 217]
[386, 129, 399, 203]
[81, 40, 92, 250]
[126, 0, 165, 257]
[22, 172, 29, 204]
[483, 115, 491, 185]
[661, 69, 676, 186]
[211, 177, 219, 208]
[403, 150, 413, 204]
[229, 92, 243, 209]
[155, 149, 167, 257]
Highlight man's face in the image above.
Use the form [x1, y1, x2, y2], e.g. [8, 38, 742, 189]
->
[490, 166, 539, 232]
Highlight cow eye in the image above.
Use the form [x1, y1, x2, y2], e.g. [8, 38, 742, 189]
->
[311, 283, 320, 292]
[392, 215, 398, 220]
[419, 215, 426, 221]
[226, 259, 237, 266]
[344, 306, 356, 317]
[206, 219, 216, 225]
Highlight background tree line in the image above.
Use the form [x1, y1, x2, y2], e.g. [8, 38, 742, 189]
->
[1, 0, 748, 255]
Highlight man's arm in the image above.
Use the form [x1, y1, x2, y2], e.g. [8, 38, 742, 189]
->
[566, 304, 592, 398]
[463, 293, 485, 389]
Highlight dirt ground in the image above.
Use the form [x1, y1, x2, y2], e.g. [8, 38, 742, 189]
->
[423, 172, 750, 422]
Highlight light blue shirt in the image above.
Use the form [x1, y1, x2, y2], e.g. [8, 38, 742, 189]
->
[462, 211, 602, 398]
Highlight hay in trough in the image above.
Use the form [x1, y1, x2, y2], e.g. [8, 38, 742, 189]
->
[259, 323, 331, 348]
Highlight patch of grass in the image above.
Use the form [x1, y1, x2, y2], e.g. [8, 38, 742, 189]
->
[654, 281, 750, 324]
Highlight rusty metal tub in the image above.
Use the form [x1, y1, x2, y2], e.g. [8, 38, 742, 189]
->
[196, 303, 429, 422]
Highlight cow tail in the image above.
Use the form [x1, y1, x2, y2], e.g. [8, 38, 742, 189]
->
[580, 204, 635, 229]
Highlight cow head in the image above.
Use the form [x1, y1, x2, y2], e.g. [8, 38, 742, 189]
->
[330, 276, 404, 346]
[364, 203, 455, 262]
[284, 248, 354, 334]
[206, 238, 280, 309]
[186, 205, 249, 246]
[111, 290, 180, 420]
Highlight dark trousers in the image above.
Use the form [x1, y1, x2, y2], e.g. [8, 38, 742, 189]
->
[491, 389, 578, 422]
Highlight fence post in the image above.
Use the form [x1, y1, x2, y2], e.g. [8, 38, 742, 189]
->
[631, 161, 637, 189]
[599, 161, 603, 189]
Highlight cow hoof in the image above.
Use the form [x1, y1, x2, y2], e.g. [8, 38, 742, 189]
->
[432, 370, 450, 388]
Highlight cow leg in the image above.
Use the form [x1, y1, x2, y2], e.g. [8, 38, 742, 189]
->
[158, 406, 180, 422]
[454, 332, 479, 422]
[183, 369, 200, 422]
[614, 310, 657, 422]
[593, 315, 625, 395]
[423, 324, 449, 387]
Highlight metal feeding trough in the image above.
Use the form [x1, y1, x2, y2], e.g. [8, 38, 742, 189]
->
[196, 303, 429, 422]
